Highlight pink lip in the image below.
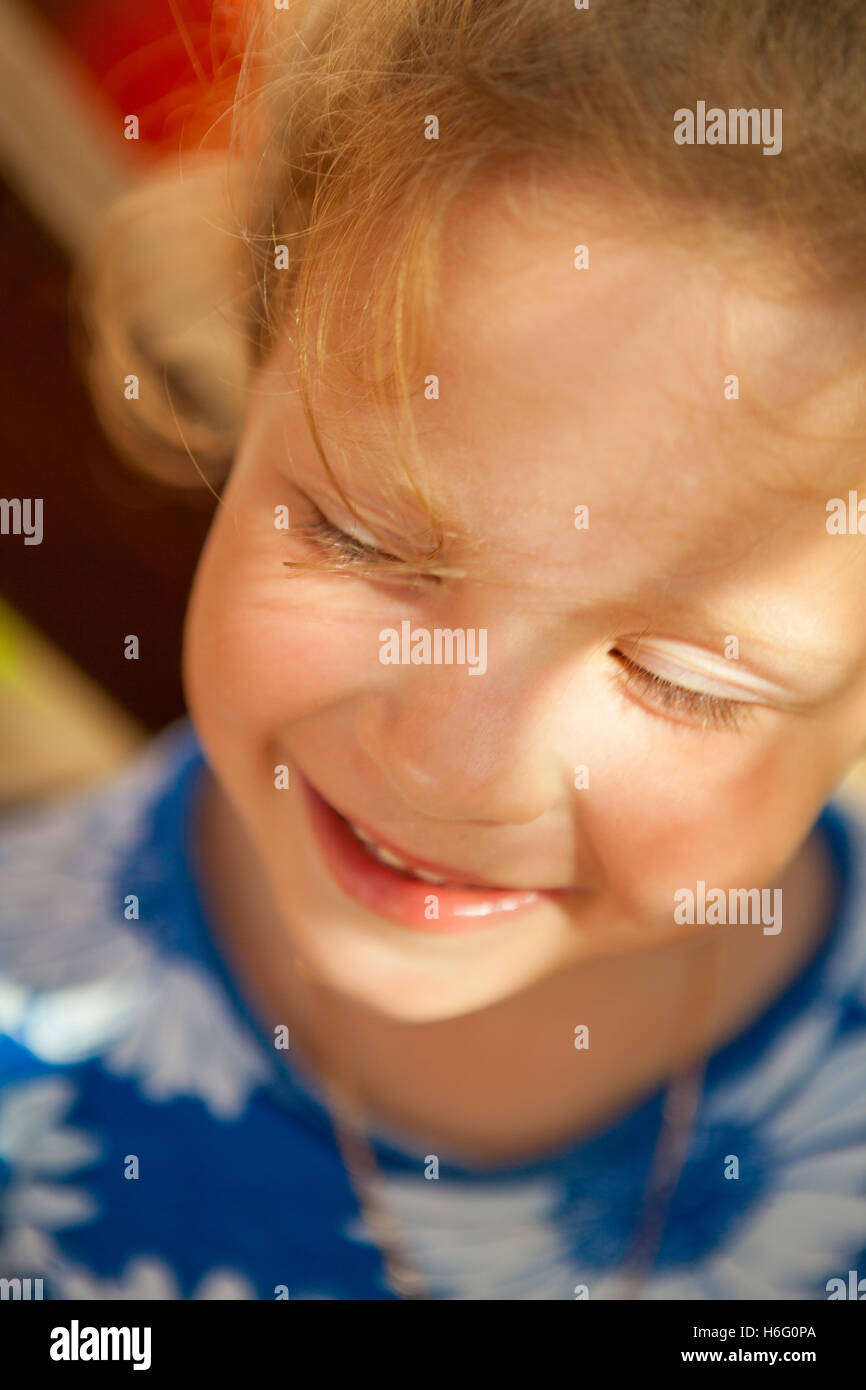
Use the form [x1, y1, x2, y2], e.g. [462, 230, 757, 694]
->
[299, 776, 557, 933]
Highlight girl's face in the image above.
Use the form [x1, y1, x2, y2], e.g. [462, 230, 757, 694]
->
[184, 185, 866, 1021]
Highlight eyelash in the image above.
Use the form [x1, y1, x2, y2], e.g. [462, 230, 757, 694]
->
[301, 517, 390, 566]
[610, 649, 750, 732]
[287, 515, 414, 581]
[290, 509, 462, 587]
[291, 517, 751, 733]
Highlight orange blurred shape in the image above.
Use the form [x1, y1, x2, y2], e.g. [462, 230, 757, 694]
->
[58, 0, 247, 150]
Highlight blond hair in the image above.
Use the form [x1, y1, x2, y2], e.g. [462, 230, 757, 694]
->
[76, 0, 866, 506]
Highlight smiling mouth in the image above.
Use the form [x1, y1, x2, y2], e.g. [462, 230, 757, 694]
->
[341, 815, 508, 889]
[344, 820, 454, 883]
[333, 796, 563, 892]
[298, 772, 561, 933]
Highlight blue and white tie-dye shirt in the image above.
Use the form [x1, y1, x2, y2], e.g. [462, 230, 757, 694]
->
[1, 721, 866, 1301]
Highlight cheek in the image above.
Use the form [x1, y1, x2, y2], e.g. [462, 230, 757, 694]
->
[582, 715, 824, 910]
[183, 526, 381, 736]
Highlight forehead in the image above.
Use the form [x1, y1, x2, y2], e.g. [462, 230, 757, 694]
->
[422, 178, 864, 488]
[267, 179, 866, 605]
[310, 179, 865, 489]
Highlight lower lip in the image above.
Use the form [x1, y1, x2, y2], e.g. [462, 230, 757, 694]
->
[300, 778, 553, 934]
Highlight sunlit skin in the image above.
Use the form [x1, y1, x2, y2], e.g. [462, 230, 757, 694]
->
[183, 181, 866, 1162]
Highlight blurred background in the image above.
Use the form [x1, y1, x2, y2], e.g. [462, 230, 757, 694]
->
[0, 0, 242, 803]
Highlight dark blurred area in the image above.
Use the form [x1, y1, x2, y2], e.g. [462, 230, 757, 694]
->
[0, 0, 238, 737]
[0, 174, 215, 731]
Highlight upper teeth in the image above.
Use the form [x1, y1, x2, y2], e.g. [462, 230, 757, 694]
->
[348, 822, 448, 883]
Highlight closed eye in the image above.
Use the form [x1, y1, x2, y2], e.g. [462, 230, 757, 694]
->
[284, 511, 415, 580]
[300, 516, 398, 568]
[283, 505, 454, 582]
[610, 648, 753, 732]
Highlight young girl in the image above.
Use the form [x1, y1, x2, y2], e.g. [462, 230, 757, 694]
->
[2, 0, 866, 1301]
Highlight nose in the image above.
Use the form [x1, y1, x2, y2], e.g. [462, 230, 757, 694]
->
[355, 634, 571, 826]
